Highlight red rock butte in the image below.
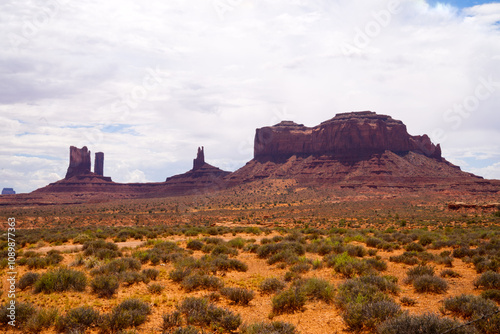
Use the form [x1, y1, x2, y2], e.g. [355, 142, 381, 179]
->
[2, 111, 498, 205]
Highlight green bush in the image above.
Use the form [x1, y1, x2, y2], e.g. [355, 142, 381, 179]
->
[404, 264, 435, 284]
[91, 257, 141, 276]
[177, 297, 241, 331]
[412, 275, 448, 294]
[481, 289, 500, 303]
[260, 278, 286, 294]
[55, 306, 100, 334]
[101, 298, 151, 332]
[121, 271, 147, 286]
[0, 301, 36, 328]
[19, 271, 40, 290]
[148, 283, 164, 294]
[91, 275, 119, 298]
[82, 240, 121, 259]
[272, 288, 307, 314]
[295, 277, 335, 303]
[440, 269, 461, 278]
[162, 311, 183, 331]
[400, 296, 416, 306]
[172, 325, 200, 334]
[343, 300, 402, 331]
[241, 321, 298, 334]
[186, 239, 204, 251]
[142, 268, 160, 280]
[377, 313, 479, 334]
[220, 287, 255, 305]
[24, 308, 58, 333]
[34, 267, 87, 293]
[181, 274, 224, 292]
[474, 271, 500, 289]
[443, 294, 497, 319]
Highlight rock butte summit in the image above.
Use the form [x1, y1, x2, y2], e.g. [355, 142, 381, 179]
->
[5, 111, 499, 204]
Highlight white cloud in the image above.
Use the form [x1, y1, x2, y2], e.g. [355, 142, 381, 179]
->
[0, 0, 499, 192]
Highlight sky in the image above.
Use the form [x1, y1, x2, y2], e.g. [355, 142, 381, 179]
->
[1, 0, 500, 194]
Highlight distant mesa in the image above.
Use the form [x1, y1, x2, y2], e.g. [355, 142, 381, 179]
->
[254, 111, 441, 162]
[5, 111, 499, 204]
[1, 188, 15, 195]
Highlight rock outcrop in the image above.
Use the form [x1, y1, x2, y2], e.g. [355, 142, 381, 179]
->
[65, 146, 92, 179]
[1, 188, 15, 195]
[254, 111, 441, 162]
[94, 152, 104, 176]
[193, 147, 205, 170]
[227, 111, 498, 192]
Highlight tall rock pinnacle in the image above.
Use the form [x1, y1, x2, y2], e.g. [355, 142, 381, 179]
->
[94, 152, 104, 176]
[65, 146, 91, 179]
[193, 146, 205, 170]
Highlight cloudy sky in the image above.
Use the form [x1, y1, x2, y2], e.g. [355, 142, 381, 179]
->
[1, 0, 500, 193]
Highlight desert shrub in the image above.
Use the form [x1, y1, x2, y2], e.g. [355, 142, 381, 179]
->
[244, 243, 259, 253]
[346, 244, 368, 257]
[343, 300, 402, 331]
[186, 239, 204, 251]
[336, 277, 394, 311]
[389, 253, 419, 266]
[170, 268, 193, 283]
[0, 301, 36, 328]
[443, 294, 497, 319]
[148, 283, 164, 294]
[24, 308, 58, 333]
[418, 235, 434, 247]
[101, 298, 151, 332]
[162, 310, 183, 331]
[404, 264, 435, 284]
[272, 288, 307, 314]
[400, 296, 416, 306]
[227, 237, 246, 249]
[34, 267, 87, 293]
[177, 297, 241, 331]
[121, 271, 147, 286]
[241, 321, 298, 334]
[210, 255, 248, 273]
[91, 257, 142, 276]
[289, 261, 312, 273]
[267, 249, 300, 266]
[325, 252, 372, 278]
[172, 326, 200, 334]
[405, 242, 425, 252]
[220, 287, 255, 305]
[91, 275, 119, 298]
[211, 244, 238, 256]
[412, 275, 448, 294]
[257, 242, 305, 259]
[260, 278, 286, 294]
[358, 275, 399, 295]
[181, 274, 224, 292]
[55, 306, 100, 333]
[19, 271, 40, 290]
[452, 247, 476, 259]
[440, 269, 461, 278]
[82, 240, 121, 259]
[294, 277, 335, 303]
[366, 237, 384, 248]
[142, 268, 160, 280]
[46, 249, 64, 265]
[27, 257, 48, 269]
[481, 289, 500, 303]
[474, 271, 500, 289]
[377, 312, 479, 334]
[366, 257, 388, 271]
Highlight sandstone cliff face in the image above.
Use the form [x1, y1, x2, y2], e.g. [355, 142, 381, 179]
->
[254, 111, 441, 162]
[65, 146, 92, 179]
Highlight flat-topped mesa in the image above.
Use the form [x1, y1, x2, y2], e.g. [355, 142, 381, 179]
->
[254, 111, 441, 162]
[193, 146, 205, 171]
[65, 146, 92, 179]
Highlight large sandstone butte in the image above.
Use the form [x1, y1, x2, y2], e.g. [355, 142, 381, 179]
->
[254, 111, 441, 162]
[227, 111, 498, 192]
[65, 146, 92, 179]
